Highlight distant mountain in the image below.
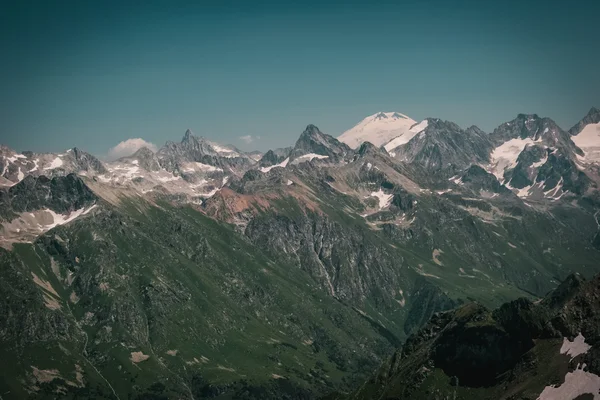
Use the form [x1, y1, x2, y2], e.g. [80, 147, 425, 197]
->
[0, 147, 106, 187]
[157, 129, 256, 174]
[118, 146, 162, 171]
[290, 124, 351, 164]
[387, 118, 492, 172]
[258, 147, 292, 167]
[338, 112, 420, 149]
[487, 113, 592, 198]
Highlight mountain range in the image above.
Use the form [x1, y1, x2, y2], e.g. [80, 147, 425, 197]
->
[1, 107, 600, 399]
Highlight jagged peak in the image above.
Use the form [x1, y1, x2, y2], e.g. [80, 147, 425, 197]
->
[466, 125, 486, 134]
[179, 129, 213, 148]
[357, 141, 380, 156]
[131, 146, 155, 157]
[422, 118, 460, 131]
[297, 124, 327, 142]
[303, 124, 321, 135]
[69, 147, 85, 157]
[516, 113, 540, 120]
[182, 128, 207, 144]
[568, 106, 600, 136]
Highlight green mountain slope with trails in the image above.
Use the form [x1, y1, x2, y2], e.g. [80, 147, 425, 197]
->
[0, 192, 402, 399]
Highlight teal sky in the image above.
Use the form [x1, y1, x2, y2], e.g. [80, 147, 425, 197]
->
[1, 0, 598, 154]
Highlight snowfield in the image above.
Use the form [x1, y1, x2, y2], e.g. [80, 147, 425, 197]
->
[260, 157, 289, 173]
[291, 153, 329, 164]
[489, 137, 539, 180]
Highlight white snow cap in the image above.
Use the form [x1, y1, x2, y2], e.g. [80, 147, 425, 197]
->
[338, 112, 418, 149]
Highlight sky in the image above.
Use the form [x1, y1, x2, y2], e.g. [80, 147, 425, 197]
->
[0, 0, 598, 156]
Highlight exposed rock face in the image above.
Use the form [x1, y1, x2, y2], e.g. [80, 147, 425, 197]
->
[245, 210, 411, 304]
[0, 174, 97, 221]
[458, 165, 513, 195]
[66, 147, 108, 174]
[289, 124, 353, 163]
[569, 107, 600, 136]
[259, 147, 293, 167]
[119, 146, 162, 171]
[490, 114, 577, 152]
[0, 147, 106, 186]
[390, 119, 492, 171]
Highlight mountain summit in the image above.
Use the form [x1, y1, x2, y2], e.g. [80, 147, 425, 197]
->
[338, 111, 419, 149]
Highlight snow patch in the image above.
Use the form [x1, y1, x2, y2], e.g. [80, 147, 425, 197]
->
[383, 120, 428, 152]
[42, 206, 97, 229]
[369, 189, 393, 209]
[531, 154, 548, 169]
[44, 157, 64, 170]
[211, 143, 240, 158]
[516, 185, 532, 198]
[292, 153, 329, 164]
[192, 162, 222, 172]
[157, 175, 181, 182]
[544, 177, 565, 200]
[537, 363, 600, 400]
[432, 249, 443, 266]
[560, 333, 591, 360]
[28, 159, 39, 172]
[130, 351, 150, 363]
[260, 157, 289, 173]
[7, 154, 26, 162]
[409, 120, 429, 133]
[449, 175, 463, 185]
[489, 137, 539, 180]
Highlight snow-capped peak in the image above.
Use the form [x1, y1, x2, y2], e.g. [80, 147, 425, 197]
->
[338, 112, 418, 149]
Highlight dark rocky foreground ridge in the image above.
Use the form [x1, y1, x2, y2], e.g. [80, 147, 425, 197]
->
[0, 108, 600, 398]
[331, 272, 600, 400]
